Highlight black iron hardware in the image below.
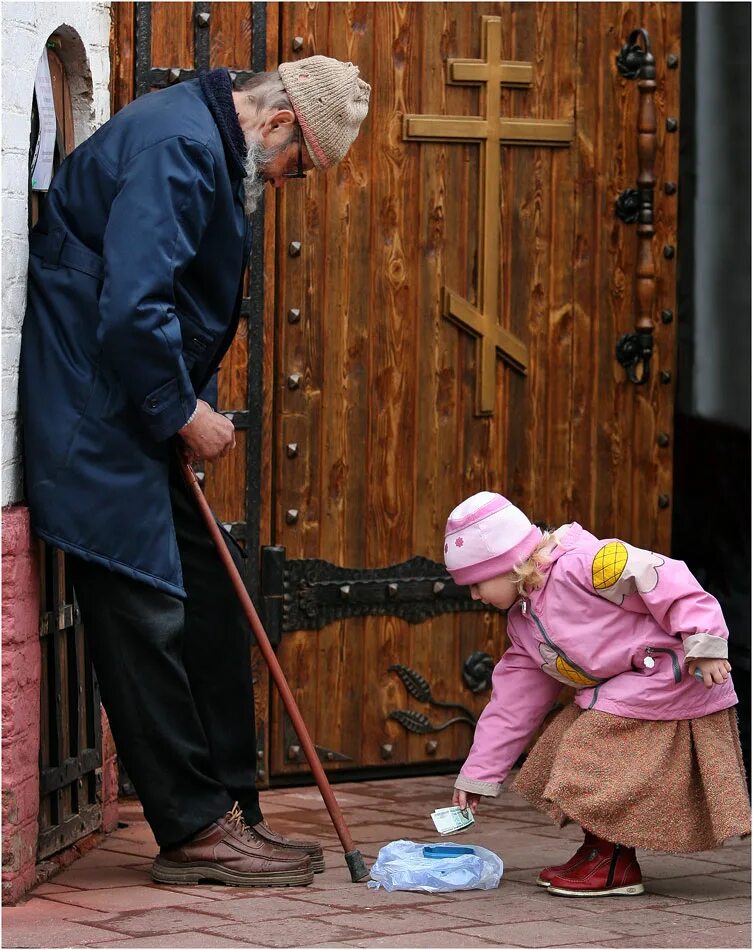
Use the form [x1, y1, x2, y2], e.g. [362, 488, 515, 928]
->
[667, 53, 679, 69]
[616, 331, 653, 385]
[287, 373, 302, 389]
[388, 710, 475, 734]
[287, 308, 301, 324]
[661, 309, 674, 324]
[288, 241, 302, 257]
[388, 664, 477, 720]
[283, 713, 352, 764]
[286, 442, 299, 458]
[664, 181, 677, 195]
[285, 509, 299, 525]
[615, 188, 640, 223]
[260, 550, 496, 639]
[462, 651, 494, 693]
[615, 27, 657, 385]
[663, 245, 675, 259]
[616, 27, 652, 79]
[658, 494, 671, 509]
[657, 432, 670, 447]
[425, 740, 438, 754]
[660, 370, 672, 383]
[666, 117, 678, 132]
[292, 36, 304, 52]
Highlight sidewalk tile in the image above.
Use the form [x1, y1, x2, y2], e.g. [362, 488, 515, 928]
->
[96, 931, 258, 947]
[68, 848, 149, 868]
[641, 874, 750, 901]
[2, 896, 110, 922]
[579, 923, 752, 948]
[169, 894, 336, 925]
[662, 896, 751, 924]
[43, 865, 151, 890]
[202, 918, 370, 947]
[325, 908, 497, 936]
[292, 886, 449, 910]
[0, 918, 128, 948]
[340, 931, 503, 948]
[85, 905, 241, 936]
[37, 885, 205, 913]
[456, 919, 623, 947]
[29, 882, 83, 896]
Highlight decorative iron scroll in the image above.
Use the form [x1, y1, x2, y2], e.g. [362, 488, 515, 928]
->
[261, 549, 495, 639]
[615, 28, 657, 385]
[386, 664, 479, 736]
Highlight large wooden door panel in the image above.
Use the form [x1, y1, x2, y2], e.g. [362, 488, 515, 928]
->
[269, 2, 680, 778]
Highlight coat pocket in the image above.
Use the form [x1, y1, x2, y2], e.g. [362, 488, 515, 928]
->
[179, 313, 216, 370]
[636, 646, 682, 683]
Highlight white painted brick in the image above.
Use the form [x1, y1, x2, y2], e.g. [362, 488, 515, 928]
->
[2, 333, 22, 375]
[1, 156, 32, 198]
[2, 375, 20, 418]
[1, 112, 32, 149]
[2, 2, 112, 499]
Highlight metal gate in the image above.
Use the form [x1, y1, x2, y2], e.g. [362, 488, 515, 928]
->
[31, 43, 104, 860]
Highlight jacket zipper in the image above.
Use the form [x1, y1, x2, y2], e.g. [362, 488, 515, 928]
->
[646, 647, 682, 683]
[528, 607, 606, 685]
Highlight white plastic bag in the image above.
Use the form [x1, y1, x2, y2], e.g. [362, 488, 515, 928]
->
[367, 839, 503, 893]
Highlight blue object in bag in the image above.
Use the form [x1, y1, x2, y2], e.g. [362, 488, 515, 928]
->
[423, 845, 475, 858]
[368, 839, 504, 893]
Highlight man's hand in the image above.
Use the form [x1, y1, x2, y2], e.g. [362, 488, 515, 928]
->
[179, 400, 236, 462]
[452, 788, 482, 815]
[688, 657, 732, 689]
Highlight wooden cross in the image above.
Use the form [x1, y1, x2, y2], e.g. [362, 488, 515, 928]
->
[404, 16, 574, 415]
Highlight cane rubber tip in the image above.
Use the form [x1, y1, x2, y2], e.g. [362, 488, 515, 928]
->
[345, 849, 370, 883]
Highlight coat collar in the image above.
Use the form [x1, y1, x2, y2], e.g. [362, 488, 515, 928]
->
[198, 68, 247, 180]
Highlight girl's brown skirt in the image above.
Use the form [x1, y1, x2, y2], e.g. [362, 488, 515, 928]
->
[512, 704, 751, 853]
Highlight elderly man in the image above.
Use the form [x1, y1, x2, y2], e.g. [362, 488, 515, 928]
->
[20, 57, 369, 887]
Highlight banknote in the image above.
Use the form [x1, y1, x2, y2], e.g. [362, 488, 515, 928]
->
[430, 805, 475, 835]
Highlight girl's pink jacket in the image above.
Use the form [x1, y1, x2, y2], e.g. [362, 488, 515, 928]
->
[456, 522, 738, 797]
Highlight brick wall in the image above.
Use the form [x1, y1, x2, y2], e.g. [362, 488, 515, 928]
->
[1, 3, 114, 904]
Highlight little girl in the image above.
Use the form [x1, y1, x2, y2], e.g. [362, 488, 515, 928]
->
[444, 491, 750, 897]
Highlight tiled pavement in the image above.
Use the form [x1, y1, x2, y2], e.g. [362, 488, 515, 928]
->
[3, 774, 750, 948]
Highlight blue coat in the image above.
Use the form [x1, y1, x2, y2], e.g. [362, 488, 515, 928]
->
[20, 71, 251, 598]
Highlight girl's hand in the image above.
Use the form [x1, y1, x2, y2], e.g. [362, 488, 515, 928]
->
[453, 788, 481, 815]
[688, 657, 732, 689]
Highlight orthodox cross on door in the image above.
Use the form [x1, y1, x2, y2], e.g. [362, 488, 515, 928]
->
[404, 15, 574, 415]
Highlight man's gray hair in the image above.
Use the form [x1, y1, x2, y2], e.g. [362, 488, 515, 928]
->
[237, 71, 293, 114]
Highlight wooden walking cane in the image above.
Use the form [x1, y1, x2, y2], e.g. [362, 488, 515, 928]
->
[180, 456, 370, 883]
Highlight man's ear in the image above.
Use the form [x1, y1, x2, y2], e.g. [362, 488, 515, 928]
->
[261, 108, 296, 138]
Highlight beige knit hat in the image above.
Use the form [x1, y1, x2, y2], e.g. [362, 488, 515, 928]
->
[278, 55, 371, 169]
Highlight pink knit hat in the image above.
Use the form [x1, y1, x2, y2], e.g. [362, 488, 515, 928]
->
[444, 492, 543, 585]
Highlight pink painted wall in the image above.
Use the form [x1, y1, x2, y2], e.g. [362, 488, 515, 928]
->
[2, 506, 42, 903]
[2, 505, 119, 904]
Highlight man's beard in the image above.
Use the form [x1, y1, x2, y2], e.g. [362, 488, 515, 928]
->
[243, 142, 266, 217]
[243, 134, 294, 217]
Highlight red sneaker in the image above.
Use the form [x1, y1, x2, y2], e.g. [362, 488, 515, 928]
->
[536, 831, 600, 887]
[547, 838, 644, 897]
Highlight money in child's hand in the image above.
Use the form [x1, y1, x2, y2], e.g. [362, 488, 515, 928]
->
[430, 805, 475, 835]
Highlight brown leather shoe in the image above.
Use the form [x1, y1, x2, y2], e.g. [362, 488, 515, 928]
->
[151, 803, 314, 887]
[252, 820, 326, 873]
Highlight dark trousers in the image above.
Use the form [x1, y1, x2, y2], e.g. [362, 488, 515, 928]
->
[69, 455, 262, 848]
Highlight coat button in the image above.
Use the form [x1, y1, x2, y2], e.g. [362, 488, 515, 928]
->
[148, 398, 158, 408]
[643, 656, 655, 669]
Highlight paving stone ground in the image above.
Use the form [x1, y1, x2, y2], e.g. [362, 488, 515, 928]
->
[3, 774, 750, 948]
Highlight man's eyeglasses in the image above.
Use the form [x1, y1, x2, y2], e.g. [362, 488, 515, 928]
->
[282, 127, 307, 180]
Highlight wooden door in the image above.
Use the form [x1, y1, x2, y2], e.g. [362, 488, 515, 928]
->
[110, 2, 681, 784]
[268, 1, 681, 778]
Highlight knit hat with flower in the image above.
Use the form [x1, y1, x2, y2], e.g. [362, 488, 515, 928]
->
[444, 492, 543, 585]
[278, 55, 371, 169]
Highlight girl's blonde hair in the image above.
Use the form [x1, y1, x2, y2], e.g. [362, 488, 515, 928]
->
[511, 531, 556, 595]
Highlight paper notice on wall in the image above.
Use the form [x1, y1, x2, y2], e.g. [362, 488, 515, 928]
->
[30, 51, 57, 191]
